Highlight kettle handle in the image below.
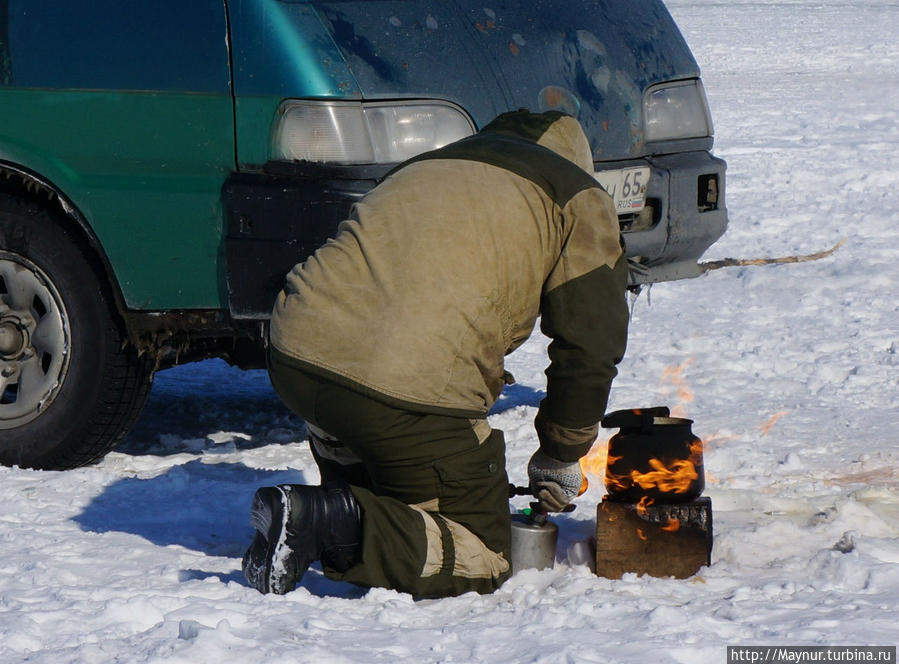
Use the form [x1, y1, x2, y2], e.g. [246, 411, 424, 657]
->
[600, 406, 671, 430]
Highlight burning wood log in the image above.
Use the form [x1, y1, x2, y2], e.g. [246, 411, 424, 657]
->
[595, 497, 712, 579]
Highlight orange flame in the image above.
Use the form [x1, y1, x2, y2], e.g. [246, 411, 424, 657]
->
[759, 411, 790, 436]
[578, 474, 589, 496]
[581, 360, 699, 483]
[604, 458, 632, 494]
[661, 518, 681, 532]
[578, 358, 794, 494]
[660, 359, 695, 418]
[636, 496, 681, 531]
[635, 496, 680, 532]
[606, 439, 704, 496]
[579, 439, 612, 480]
[702, 432, 737, 449]
[699, 432, 736, 485]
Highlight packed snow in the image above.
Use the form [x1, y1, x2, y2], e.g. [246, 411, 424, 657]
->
[1, 1, 897, 661]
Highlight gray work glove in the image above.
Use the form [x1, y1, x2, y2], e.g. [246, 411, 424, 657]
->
[527, 449, 584, 512]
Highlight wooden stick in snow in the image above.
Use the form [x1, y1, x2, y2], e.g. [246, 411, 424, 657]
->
[698, 239, 845, 273]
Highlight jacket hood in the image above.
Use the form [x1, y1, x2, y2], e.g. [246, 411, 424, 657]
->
[480, 110, 595, 175]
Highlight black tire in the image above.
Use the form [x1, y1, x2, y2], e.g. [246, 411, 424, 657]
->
[0, 193, 153, 469]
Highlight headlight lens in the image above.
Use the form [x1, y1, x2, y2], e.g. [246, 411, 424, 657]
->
[273, 100, 476, 164]
[643, 79, 714, 142]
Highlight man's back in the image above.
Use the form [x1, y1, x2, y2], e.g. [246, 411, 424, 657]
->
[271, 111, 624, 418]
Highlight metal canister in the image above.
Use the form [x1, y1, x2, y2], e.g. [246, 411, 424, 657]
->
[509, 512, 558, 573]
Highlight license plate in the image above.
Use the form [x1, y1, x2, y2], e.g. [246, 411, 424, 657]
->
[594, 166, 650, 214]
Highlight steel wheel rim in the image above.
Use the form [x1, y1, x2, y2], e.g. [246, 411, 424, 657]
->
[0, 251, 71, 429]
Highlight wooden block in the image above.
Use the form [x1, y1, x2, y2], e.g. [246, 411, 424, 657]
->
[595, 497, 712, 579]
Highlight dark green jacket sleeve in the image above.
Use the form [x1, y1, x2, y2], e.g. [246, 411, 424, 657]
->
[537, 252, 629, 461]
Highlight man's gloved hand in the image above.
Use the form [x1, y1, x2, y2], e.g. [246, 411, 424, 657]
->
[527, 449, 584, 512]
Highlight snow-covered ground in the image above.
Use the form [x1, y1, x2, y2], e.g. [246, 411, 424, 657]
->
[2, 1, 897, 661]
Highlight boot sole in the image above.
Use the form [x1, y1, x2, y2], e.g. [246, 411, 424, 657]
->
[249, 487, 298, 595]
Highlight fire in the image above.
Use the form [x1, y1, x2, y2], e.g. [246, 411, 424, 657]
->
[759, 410, 790, 436]
[696, 433, 735, 485]
[634, 496, 680, 532]
[581, 358, 792, 498]
[579, 439, 612, 480]
[661, 518, 680, 532]
[660, 359, 695, 418]
[633, 458, 697, 493]
[578, 474, 589, 496]
[581, 360, 699, 483]
[606, 439, 703, 495]
[702, 432, 737, 449]
[636, 495, 653, 516]
[603, 458, 631, 494]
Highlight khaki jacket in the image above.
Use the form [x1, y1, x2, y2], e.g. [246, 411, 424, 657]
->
[271, 111, 629, 461]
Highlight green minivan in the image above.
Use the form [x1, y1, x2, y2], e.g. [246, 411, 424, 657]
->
[0, 0, 727, 469]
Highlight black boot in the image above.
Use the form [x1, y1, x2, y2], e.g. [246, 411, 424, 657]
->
[242, 480, 362, 595]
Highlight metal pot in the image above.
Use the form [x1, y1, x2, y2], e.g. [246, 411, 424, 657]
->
[601, 407, 704, 503]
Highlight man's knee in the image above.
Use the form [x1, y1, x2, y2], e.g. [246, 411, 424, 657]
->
[412, 505, 511, 584]
[406, 427, 513, 595]
[431, 428, 511, 556]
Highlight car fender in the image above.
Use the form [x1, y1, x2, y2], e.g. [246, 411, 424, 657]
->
[0, 159, 128, 317]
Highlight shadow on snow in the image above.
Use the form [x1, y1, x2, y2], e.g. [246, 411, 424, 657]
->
[118, 360, 299, 457]
[73, 460, 304, 557]
[489, 383, 545, 414]
[72, 460, 373, 597]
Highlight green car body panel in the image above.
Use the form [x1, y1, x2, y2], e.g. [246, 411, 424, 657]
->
[0, 0, 360, 310]
[0, 89, 234, 308]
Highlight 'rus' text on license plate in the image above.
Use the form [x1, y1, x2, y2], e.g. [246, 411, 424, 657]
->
[593, 166, 650, 214]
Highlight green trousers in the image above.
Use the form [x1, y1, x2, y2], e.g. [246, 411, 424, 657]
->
[268, 348, 512, 597]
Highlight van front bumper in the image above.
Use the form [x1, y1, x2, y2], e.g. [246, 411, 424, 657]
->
[606, 150, 728, 286]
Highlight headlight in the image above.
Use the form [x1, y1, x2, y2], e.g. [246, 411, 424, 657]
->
[643, 80, 713, 142]
[273, 100, 476, 164]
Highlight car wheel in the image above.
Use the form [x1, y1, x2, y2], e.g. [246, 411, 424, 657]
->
[0, 193, 153, 469]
